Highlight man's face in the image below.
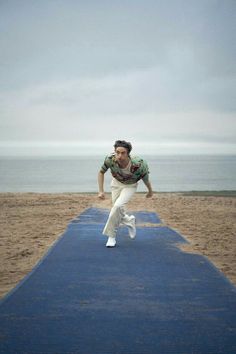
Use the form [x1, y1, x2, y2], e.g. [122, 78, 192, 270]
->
[115, 147, 129, 163]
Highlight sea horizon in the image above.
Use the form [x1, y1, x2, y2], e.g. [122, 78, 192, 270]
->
[0, 154, 236, 193]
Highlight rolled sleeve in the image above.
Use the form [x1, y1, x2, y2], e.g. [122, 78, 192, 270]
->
[142, 172, 149, 183]
[140, 160, 149, 183]
[100, 156, 110, 174]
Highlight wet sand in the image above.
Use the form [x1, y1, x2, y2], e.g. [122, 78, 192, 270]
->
[0, 192, 235, 298]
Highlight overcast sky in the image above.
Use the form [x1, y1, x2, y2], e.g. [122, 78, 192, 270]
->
[0, 0, 235, 156]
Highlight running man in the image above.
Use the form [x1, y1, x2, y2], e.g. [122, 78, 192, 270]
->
[98, 140, 153, 247]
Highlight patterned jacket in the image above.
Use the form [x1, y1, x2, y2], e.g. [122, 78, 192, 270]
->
[100, 154, 150, 184]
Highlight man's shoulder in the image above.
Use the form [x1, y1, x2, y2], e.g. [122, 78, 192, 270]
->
[104, 153, 116, 164]
[130, 156, 146, 164]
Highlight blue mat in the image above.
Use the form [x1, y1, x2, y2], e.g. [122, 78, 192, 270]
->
[0, 207, 236, 354]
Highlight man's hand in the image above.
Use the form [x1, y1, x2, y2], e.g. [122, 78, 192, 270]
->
[146, 191, 153, 198]
[98, 192, 105, 200]
[143, 180, 153, 199]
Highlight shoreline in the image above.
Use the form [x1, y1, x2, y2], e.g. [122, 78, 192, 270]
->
[2, 190, 236, 196]
[0, 192, 235, 298]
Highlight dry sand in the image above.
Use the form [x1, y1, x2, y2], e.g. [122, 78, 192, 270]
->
[0, 192, 236, 299]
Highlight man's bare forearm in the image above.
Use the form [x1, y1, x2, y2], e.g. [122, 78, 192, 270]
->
[98, 171, 105, 192]
[98, 172, 105, 199]
[143, 179, 153, 198]
[143, 179, 153, 192]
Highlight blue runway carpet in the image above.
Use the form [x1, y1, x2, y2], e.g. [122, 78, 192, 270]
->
[0, 207, 236, 354]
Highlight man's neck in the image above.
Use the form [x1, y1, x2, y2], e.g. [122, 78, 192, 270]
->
[118, 158, 130, 169]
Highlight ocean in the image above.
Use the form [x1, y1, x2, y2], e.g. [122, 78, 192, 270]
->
[0, 155, 235, 193]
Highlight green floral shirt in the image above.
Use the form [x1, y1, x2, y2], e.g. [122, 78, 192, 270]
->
[100, 154, 150, 184]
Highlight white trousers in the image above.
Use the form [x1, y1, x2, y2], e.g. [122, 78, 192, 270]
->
[102, 179, 137, 238]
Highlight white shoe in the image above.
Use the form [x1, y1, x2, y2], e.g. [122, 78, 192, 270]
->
[128, 216, 136, 239]
[106, 237, 116, 247]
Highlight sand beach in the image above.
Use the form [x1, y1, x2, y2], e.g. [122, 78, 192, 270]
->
[0, 192, 236, 298]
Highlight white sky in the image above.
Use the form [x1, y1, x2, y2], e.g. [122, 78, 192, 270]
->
[0, 0, 235, 156]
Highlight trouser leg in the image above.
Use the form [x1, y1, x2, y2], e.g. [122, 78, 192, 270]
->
[102, 184, 137, 238]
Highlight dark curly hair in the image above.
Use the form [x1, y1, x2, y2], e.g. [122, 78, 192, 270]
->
[114, 140, 132, 155]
